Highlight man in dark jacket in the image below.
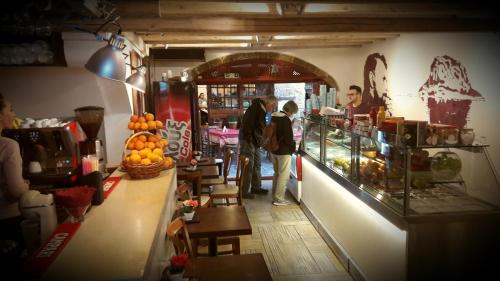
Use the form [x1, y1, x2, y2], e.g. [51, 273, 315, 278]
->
[270, 100, 298, 206]
[239, 96, 277, 199]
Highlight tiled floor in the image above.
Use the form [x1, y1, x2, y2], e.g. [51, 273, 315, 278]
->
[215, 180, 353, 281]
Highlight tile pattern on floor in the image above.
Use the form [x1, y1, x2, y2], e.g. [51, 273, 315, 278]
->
[238, 180, 353, 281]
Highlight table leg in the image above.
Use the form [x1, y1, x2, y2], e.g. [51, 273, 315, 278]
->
[208, 237, 217, 256]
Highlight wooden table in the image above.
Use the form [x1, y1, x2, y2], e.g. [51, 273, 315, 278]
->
[177, 165, 219, 179]
[176, 157, 217, 167]
[187, 206, 252, 256]
[184, 253, 272, 281]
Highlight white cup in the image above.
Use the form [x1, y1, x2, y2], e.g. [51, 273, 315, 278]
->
[29, 161, 42, 173]
[35, 120, 43, 128]
[195, 155, 201, 161]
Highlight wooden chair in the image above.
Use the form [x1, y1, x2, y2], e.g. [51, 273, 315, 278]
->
[176, 182, 211, 208]
[166, 217, 194, 257]
[209, 155, 249, 206]
[200, 147, 233, 195]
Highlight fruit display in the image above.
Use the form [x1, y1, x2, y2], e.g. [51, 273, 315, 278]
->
[431, 151, 462, 181]
[127, 112, 164, 132]
[332, 158, 351, 175]
[360, 159, 385, 184]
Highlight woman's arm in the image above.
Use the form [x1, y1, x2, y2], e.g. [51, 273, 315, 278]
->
[2, 141, 29, 202]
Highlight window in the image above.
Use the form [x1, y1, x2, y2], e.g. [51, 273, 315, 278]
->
[209, 84, 238, 109]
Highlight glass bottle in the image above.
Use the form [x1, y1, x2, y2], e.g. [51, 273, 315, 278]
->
[376, 106, 385, 128]
[369, 107, 378, 127]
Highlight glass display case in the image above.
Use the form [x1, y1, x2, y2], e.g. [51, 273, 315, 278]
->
[302, 117, 500, 217]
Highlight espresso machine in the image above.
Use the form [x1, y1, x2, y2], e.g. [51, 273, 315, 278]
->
[74, 106, 106, 174]
[19, 190, 58, 246]
[1, 120, 83, 187]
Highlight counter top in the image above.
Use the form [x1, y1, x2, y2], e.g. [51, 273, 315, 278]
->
[42, 168, 177, 281]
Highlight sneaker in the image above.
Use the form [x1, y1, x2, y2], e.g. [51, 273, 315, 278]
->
[273, 200, 291, 206]
[251, 187, 269, 194]
[242, 193, 255, 199]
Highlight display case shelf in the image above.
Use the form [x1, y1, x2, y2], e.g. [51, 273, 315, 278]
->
[301, 117, 500, 217]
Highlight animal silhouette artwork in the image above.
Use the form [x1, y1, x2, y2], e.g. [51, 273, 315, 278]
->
[418, 55, 484, 128]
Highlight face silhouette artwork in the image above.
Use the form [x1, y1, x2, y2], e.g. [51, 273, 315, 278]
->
[418, 55, 484, 129]
[362, 53, 392, 116]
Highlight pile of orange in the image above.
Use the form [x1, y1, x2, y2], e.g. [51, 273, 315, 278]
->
[127, 113, 164, 131]
[124, 133, 173, 167]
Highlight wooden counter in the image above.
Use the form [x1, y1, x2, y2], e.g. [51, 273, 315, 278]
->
[42, 169, 177, 281]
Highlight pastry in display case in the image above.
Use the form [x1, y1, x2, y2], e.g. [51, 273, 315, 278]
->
[301, 116, 500, 216]
[303, 118, 322, 161]
[324, 125, 352, 177]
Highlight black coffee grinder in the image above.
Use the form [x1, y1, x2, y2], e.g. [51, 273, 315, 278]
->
[74, 106, 106, 174]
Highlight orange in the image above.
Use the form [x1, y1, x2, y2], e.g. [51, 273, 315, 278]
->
[155, 141, 164, 149]
[153, 148, 163, 156]
[134, 122, 141, 130]
[155, 120, 163, 128]
[130, 154, 141, 164]
[127, 142, 135, 150]
[145, 113, 155, 122]
[130, 149, 139, 155]
[135, 140, 145, 150]
[140, 122, 149, 130]
[138, 135, 147, 142]
[147, 142, 156, 149]
[130, 115, 139, 122]
[141, 158, 152, 165]
[147, 135, 158, 143]
[161, 139, 168, 146]
[147, 120, 156, 129]
[139, 149, 148, 159]
[138, 116, 146, 123]
[128, 122, 135, 130]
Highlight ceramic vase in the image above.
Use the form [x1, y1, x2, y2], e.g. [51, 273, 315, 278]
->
[182, 211, 195, 221]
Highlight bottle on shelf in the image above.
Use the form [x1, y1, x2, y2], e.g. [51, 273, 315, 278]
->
[369, 107, 378, 127]
[376, 106, 386, 128]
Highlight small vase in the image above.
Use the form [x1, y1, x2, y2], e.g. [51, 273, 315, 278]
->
[183, 211, 195, 221]
[164, 270, 185, 281]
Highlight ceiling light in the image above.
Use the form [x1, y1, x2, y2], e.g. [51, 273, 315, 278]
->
[125, 65, 147, 93]
[267, 43, 273, 47]
[240, 43, 249, 47]
[85, 33, 127, 82]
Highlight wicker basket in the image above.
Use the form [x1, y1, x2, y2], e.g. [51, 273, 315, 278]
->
[122, 131, 165, 179]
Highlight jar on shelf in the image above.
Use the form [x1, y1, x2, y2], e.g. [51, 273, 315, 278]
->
[431, 151, 462, 181]
[460, 128, 475, 145]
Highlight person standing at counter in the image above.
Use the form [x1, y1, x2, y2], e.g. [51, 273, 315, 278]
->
[0, 93, 29, 271]
[345, 85, 370, 117]
[239, 95, 277, 199]
[270, 101, 298, 206]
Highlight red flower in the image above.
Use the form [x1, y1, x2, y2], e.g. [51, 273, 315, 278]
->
[169, 254, 190, 273]
[190, 159, 198, 166]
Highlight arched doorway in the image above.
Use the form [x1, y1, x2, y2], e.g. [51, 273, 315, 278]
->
[189, 52, 337, 179]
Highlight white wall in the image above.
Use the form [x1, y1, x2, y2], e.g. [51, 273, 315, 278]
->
[302, 159, 407, 281]
[0, 32, 144, 167]
[355, 33, 500, 204]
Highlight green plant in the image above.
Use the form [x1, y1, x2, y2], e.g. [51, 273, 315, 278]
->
[227, 115, 238, 123]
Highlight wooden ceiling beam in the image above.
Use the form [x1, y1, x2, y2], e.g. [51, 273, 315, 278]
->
[107, 17, 500, 33]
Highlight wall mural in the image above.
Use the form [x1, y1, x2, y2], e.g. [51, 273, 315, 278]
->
[418, 55, 484, 128]
[363, 53, 393, 116]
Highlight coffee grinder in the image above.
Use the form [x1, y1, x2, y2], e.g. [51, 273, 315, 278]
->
[74, 106, 106, 174]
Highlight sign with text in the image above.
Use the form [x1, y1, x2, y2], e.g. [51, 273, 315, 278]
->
[154, 81, 194, 161]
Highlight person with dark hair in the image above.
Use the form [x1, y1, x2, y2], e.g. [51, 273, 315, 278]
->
[345, 85, 370, 116]
[269, 100, 298, 206]
[239, 95, 277, 199]
[0, 92, 29, 275]
[363, 53, 392, 115]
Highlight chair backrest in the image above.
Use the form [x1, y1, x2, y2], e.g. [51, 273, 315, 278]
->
[222, 148, 234, 184]
[236, 155, 249, 198]
[166, 217, 194, 258]
[176, 182, 191, 201]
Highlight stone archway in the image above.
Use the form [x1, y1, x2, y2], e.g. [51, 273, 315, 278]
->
[190, 52, 338, 88]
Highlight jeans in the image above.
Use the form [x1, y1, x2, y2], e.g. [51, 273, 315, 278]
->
[239, 139, 262, 194]
[271, 154, 291, 201]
